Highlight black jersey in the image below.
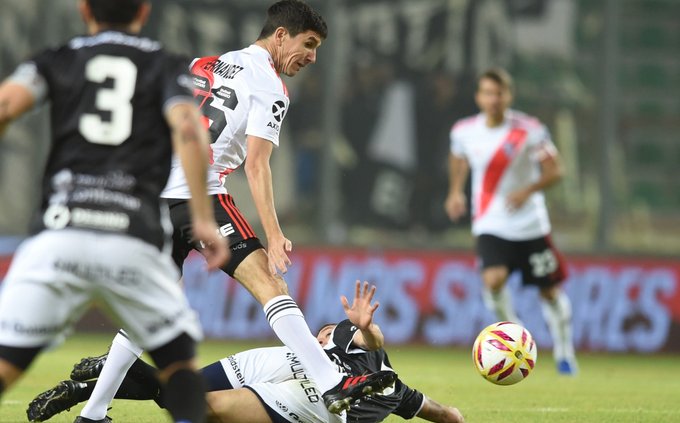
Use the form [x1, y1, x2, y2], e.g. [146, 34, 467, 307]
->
[20, 30, 193, 249]
[324, 320, 424, 423]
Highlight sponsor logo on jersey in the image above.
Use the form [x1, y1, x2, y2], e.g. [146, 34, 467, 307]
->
[192, 75, 210, 91]
[267, 121, 280, 131]
[272, 100, 287, 122]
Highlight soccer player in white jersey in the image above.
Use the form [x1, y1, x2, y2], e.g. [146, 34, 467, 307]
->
[444, 68, 577, 375]
[0, 0, 229, 422]
[65, 2, 394, 422]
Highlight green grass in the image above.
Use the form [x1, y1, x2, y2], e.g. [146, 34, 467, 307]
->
[2, 334, 680, 422]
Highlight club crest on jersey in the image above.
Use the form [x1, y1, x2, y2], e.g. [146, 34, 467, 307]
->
[502, 128, 528, 158]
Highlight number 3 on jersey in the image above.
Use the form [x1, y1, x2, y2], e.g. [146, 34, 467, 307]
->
[79, 55, 137, 145]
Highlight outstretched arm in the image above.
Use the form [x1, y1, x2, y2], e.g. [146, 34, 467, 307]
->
[417, 395, 465, 423]
[0, 81, 36, 137]
[342, 280, 384, 351]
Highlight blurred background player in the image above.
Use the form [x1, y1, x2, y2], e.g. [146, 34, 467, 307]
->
[0, 0, 229, 422]
[444, 68, 577, 375]
[29, 281, 464, 423]
[70, 1, 394, 421]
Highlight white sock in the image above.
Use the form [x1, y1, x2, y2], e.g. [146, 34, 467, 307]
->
[264, 295, 342, 392]
[540, 290, 576, 361]
[482, 286, 523, 325]
[80, 330, 144, 420]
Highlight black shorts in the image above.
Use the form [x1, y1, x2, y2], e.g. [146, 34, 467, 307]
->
[476, 234, 567, 288]
[168, 194, 263, 276]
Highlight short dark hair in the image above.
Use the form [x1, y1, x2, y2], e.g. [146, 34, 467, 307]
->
[258, 0, 328, 40]
[87, 0, 145, 25]
[478, 67, 514, 92]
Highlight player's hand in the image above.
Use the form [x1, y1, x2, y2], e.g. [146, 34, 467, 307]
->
[506, 188, 531, 212]
[266, 232, 293, 275]
[192, 219, 230, 270]
[444, 192, 467, 221]
[341, 280, 380, 330]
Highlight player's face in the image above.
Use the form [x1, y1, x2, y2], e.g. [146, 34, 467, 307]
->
[316, 324, 336, 347]
[279, 30, 322, 76]
[475, 78, 512, 120]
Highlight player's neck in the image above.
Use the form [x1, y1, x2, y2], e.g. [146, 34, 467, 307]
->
[254, 38, 281, 74]
[88, 22, 141, 36]
[485, 113, 505, 128]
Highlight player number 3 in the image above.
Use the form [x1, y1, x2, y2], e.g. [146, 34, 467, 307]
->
[79, 55, 137, 145]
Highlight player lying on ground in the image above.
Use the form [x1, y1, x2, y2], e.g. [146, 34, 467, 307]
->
[28, 281, 463, 423]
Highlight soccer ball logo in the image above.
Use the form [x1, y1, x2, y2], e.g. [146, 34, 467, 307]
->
[472, 321, 537, 385]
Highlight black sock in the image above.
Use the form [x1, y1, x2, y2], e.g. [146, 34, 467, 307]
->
[163, 368, 206, 423]
[122, 358, 163, 406]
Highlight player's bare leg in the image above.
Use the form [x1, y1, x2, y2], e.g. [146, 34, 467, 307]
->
[206, 389, 273, 423]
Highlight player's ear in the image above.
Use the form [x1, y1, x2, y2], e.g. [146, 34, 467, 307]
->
[78, 0, 93, 26]
[274, 27, 289, 46]
[136, 2, 152, 27]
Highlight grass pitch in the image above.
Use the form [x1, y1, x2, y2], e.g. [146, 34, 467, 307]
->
[2, 333, 679, 422]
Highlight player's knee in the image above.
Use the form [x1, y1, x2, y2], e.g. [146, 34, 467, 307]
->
[482, 268, 507, 291]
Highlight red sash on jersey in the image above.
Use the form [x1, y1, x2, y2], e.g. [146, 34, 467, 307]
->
[474, 128, 528, 220]
[190, 56, 219, 164]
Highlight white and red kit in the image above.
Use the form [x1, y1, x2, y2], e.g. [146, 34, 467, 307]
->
[162, 45, 289, 199]
[449, 109, 558, 241]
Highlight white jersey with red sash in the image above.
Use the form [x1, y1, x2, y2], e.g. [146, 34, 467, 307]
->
[162, 45, 289, 199]
[449, 110, 557, 240]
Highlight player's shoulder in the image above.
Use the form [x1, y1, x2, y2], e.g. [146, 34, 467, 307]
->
[507, 109, 544, 131]
[451, 113, 482, 134]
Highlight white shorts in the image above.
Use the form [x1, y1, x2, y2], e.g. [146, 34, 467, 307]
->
[247, 379, 345, 423]
[219, 346, 300, 388]
[219, 346, 345, 423]
[0, 229, 202, 350]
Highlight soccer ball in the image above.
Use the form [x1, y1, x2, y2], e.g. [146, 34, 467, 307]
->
[472, 321, 537, 385]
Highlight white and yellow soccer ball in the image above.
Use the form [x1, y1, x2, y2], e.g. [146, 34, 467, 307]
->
[472, 321, 537, 385]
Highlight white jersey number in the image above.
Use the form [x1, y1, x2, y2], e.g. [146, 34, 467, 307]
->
[79, 56, 138, 145]
[529, 249, 558, 278]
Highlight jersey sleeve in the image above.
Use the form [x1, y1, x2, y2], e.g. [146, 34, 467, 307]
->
[161, 54, 196, 113]
[391, 381, 425, 419]
[7, 51, 51, 107]
[331, 319, 360, 352]
[246, 88, 288, 146]
[529, 123, 558, 162]
[449, 124, 466, 158]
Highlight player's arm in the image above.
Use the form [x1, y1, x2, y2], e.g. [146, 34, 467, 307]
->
[166, 102, 229, 269]
[0, 81, 37, 137]
[343, 280, 384, 351]
[506, 143, 564, 210]
[244, 134, 292, 275]
[416, 395, 465, 423]
[444, 153, 469, 221]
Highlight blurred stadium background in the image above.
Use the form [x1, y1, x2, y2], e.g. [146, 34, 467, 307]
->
[1, 0, 679, 360]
